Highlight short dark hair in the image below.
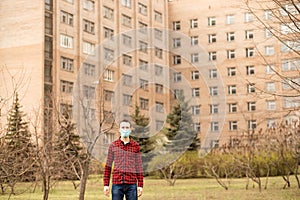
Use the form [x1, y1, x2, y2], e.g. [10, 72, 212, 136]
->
[119, 119, 131, 127]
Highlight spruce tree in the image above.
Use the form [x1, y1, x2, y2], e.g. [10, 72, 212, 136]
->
[164, 95, 200, 152]
[3, 92, 35, 194]
[130, 105, 156, 172]
[53, 107, 83, 180]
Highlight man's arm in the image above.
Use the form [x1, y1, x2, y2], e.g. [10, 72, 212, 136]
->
[135, 145, 144, 188]
[103, 144, 114, 196]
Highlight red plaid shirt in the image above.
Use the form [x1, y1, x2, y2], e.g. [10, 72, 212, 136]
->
[103, 138, 144, 187]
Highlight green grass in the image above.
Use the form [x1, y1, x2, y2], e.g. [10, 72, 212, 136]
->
[0, 176, 299, 200]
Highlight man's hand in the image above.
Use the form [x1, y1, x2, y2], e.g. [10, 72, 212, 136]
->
[103, 186, 110, 197]
[137, 187, 143, 197]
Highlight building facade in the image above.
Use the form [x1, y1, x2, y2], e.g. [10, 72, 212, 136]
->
[0, 0, 299, 151]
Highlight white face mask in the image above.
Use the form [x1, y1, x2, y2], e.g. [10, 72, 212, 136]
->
[120, 129, 131, 138]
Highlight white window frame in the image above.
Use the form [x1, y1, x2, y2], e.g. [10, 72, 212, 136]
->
[226, 14, 235, 24]
[60, 34, 73, 48]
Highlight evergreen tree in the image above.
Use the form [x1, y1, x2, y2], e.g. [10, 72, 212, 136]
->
[2, 92, 35, 194]
[53, 107, 83, 180]
[164, 95, 200, 152]
[130, 105, 156, 172]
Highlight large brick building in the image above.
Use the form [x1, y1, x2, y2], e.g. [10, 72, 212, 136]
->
[0, 0, 298, 151]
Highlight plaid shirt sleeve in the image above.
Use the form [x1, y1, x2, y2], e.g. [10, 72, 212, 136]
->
[135, 144, 144, 187]
[103, 143, 114, 186]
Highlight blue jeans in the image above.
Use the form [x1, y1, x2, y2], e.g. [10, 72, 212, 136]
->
[112, 184, 137, 200]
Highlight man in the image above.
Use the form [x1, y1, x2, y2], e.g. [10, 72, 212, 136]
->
[103, 120, 144, 200]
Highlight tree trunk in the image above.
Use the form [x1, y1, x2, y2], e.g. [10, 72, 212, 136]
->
[78, 158, 90, 200]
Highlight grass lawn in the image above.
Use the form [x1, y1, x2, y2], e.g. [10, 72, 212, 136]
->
[0, 175, 299, 200]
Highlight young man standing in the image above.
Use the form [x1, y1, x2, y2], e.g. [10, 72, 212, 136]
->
[103, 120, 144, 200]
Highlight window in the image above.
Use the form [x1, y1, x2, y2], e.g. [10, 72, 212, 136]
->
[226, 15, 235, 24]
[173, 21, 181, 30]
[173, 38, 181, 48]
[210, 86, 218, 96]
[227, 50, 235, 59]
[156, 102, 164, 113]
[155, 120, 164, 131]
[139, 59, 148, 71]
[83, 41, 95, 55]
[104, 69, 114, 81]
[191, 71, 200, 80]
[210, 104, 219, 114]
[60, 10, 73, 26]
[174, 89, 183, 99]
[61, 56, 74, 72]
[245, 30, 254, 39]
[60, 104, 73, 118]
[122, 34, 132, 47]
[154, 29, 163, 40]
[122, 14, 131, 27]
[264, 10, 272, 20]
[208, 17, 216, 26]
[282, 59, 300, 71]
[228, 67, 236, 76]
[155, 84, 163, 93]
[247, 83, 255, 93]
[267, 119, 276, 128]
[122, 54, 132, 66]
[60, 80, 73, 93]
[193, 123, 201, 132]
[83, 63, 95, 77]
[103, 48, 114, 61]
[154, 11, 162, 23]
[190, 19, 198, 28]
[208, 34, 216, 43]
[83, 85, 95, 98]
[192, 105, 200, 115]
[154, 47, 163, 59]
[246, 48, 254, 57]
[155, 65, 163, 76]
[284, 97, 300, 108]
[173, 72, 181, 82]
[267, 100, 276, 110]
[191, 36, 199, 46]
[138, 22, 148, 34]
[122, 74, 132, 86]
[103, 6, 114, 20]
[248, 102, 256, 111]
[60, 34, 73, 48]
[229, 103, 237, 113]
[228, 85, 237, 95]
[140, 98, 149, 110]
[265, 46, 274, 56]
[139, 79, 148, 90]
[229, 121, 238, 131]
[121, 0, 131, 8]
[83, 19, 95, 34]
[246, 65, 255, 75]
[211, 122, 219, 132]
[248, 120, 257, 130]
[245, 12, 253, 22]
[191, 53, 199, 63]
[44, 61, 52, 83]
[209, 69, 217, 78]
[139, 41, 148, 53]
[209, 51, 217, 61]
[104, 27, 114, 40]
[45, 12, 53, 34]
[138, 3, 147, 15]
[123, 94, 132, 106]
[45, 36, 53, 59]
[266, 64, 275, 74]
[173, 55, 181, 65]
[192, 88, 200, 97]
[83, 0, 95, 11]
[266, 82, 275, 92]
[227, 32, 235, 41]
[104, 90, 114, 101]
